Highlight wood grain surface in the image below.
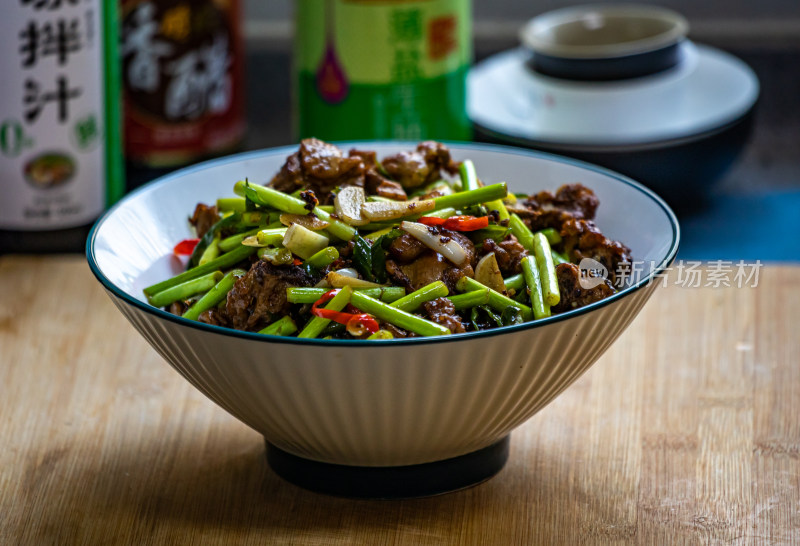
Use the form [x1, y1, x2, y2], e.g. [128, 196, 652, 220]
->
[1, 256, 798, 545]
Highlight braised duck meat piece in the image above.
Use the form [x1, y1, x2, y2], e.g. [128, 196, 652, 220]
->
[385, 229, 476, 291]
[421, 297, 466, 334]
[198, 308, 230, 328]
[269, 140, 412, 203]
[383, 323, 413, 338]
[346, 149, 376, 165]
[365, 171, 408, 201]
[225, 261, 312, 331]
[535, 183, 600, 219]
[416, 141, 460, 178]
[552, 262, 616, 312]
[269, 149, 303, 194]
[560, 218, 632, 285]
[386, 253, 471, 292]
[349, 148, 407, 200]
[480, 235, 528, 275]
[381, 150, 429, 189]
[514, 183, 600, 233]
[189, 203, 220, 239]
[350, 148, 409, 200]
[381, 141, 459, 190]
[168, 301, 187, 316]
[387, 233, 428, 262]
[269, 138, 366, 201]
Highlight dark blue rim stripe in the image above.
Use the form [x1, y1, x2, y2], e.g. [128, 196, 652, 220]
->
[87, 141, 680, 348]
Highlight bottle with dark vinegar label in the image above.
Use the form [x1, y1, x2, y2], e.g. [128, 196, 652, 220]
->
[0, 0, 124, 254]
[120, 0, 246, 192]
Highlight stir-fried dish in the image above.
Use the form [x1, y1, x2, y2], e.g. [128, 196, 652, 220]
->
[143, 139, 632, 339]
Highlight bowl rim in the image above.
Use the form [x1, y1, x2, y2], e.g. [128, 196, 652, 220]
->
[520, 4, 690, 59]
[87, 141, 680, 347]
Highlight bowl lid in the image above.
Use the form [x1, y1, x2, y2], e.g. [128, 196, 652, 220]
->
[467, 42, 759, 148]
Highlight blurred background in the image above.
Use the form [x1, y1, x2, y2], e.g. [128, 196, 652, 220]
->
[245, 0, 800, 47]
[238, 0, 799, 261]
[2, 0, 797, 258]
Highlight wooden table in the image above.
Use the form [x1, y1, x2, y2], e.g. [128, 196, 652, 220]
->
[1, 256, 798, 545]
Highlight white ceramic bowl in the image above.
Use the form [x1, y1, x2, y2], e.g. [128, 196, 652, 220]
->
[88, 143, 678, 469]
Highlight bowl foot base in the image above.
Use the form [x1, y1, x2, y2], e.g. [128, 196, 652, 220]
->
[265, 436, 510, 499]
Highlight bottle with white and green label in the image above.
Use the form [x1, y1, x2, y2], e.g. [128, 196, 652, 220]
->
[0, 0, 124, 253]
[294, 0, 472, 141]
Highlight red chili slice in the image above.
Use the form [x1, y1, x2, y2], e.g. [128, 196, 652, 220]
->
[418, 216, 446, 227]
[346, 314, 380, 336]
[443, 215, 489, 231]
[418, 215, 489, 231]
[312, 289, 339, 309]
[173, 238, 200, 256]
[311, 290, 380, 335]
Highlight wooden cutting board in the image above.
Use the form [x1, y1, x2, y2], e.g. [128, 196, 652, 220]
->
[1, 256, 798, 545]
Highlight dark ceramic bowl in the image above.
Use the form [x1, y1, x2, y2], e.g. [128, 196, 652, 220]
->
[469, 30, 759, 212]
[520, 4, 689, 81]
[474, 107, 755, 213]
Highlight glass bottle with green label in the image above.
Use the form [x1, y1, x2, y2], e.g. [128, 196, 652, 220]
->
[0, 0, 124, 253]
[294, 0, 472, 141]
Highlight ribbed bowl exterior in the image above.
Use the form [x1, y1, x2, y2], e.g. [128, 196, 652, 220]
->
[108, 281, 657, 467]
